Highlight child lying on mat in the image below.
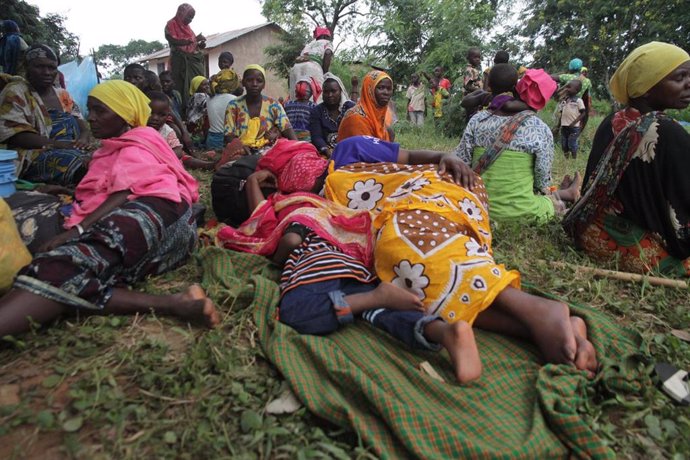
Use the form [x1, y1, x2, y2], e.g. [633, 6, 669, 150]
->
[220, 138, 598, 383]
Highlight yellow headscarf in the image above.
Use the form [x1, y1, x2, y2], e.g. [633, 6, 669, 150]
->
[189, 75, 207, 95]
[610, 42, 690, 105]
[89, 80, 151, 128]
[243, 64, 266, 79]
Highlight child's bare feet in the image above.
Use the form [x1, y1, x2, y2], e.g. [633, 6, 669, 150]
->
[569, 317, 598, 378]
[372, 282, 425, 312]
[529, 298, 577, 365]
[173, 284, 220, 328]
[443, 321, 482, 383]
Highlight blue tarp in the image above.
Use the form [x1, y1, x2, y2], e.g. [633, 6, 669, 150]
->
[59, 56, 98, 116]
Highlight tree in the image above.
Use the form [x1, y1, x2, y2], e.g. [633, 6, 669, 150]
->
[264, 28, 310, 80]
[363, 0, 497, 83]
[260, 0, 367, 37]
[94, 40, 165, 77]
[3, 0, 80, 61]
[518, 0, 690, 98]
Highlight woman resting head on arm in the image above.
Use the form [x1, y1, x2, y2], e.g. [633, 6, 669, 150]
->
[219, 65, 296, 167]
[564, 42, 690, 276]
[0, 80, 219, 338]
[337, 70, 394, 143]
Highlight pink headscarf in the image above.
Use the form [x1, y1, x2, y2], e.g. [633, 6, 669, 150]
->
[313, 26, 332, 39]
[516, 69, 557, 111]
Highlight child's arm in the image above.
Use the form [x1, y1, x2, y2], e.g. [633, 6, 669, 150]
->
[570, 109, 586, 128]
[461, 90, 490, 109]
[502, 99, 531, 113]
[246, 169, 277, 213]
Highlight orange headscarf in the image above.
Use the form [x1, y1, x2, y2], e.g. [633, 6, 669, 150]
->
[338, 70, 392, 142]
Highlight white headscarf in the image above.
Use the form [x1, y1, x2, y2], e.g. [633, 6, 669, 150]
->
[317, 72, 350, 111]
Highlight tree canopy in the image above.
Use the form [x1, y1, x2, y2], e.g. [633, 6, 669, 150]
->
[94, 40, 165, 77]
[3, 0, 79, 61]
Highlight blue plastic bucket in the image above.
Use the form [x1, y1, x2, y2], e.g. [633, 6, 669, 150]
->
[0, 149, 18, 198]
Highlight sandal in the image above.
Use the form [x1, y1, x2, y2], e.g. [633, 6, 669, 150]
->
[655, 363, 690, 405]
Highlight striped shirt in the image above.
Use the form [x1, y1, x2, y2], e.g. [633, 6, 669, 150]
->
[280, 233, 375, 296]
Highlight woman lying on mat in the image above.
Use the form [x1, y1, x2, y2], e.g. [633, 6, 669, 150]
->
[219, 137, 598, 383]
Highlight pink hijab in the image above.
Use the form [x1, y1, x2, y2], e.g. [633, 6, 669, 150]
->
[516, 69, 557, 110]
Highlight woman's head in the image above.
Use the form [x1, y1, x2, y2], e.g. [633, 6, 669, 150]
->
[3, 20, 20, 34]
[313, 26, 332, 41]
[488, 63, 518, 94]
[175, 3, 195, 24]
[362, 71, 392, 108]
[610, 42, 690, 110]
[294, 80, 312, 101]
[124, 63, 146, 90]
[25, 44, 58, 90]
[568, 58, 583, 72]
[87, 80, 151, 139]
[515, 68, 557, 111]
[242, 65, 266, 97]
[189, 76, 209, 95]
[322, 78, 343, 108]
[146, 91, 171, 130]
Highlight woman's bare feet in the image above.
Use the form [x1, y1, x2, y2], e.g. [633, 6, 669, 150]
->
[528, 298, 577, 366]
[172, 284, 220, 328]
[372, 282, 425, 312]
[425, 320, 482, 383]
[569, 317, 598, 378]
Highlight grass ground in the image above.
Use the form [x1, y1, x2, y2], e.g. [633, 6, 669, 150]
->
[1, 105, 689, 459]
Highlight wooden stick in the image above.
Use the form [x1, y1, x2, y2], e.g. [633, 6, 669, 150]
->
[543, 260, 689, 289]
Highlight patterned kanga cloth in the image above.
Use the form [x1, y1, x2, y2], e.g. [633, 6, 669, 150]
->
[199, 246, 651, 459]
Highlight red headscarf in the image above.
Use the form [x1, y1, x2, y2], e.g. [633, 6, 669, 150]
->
[338, 70, 392, 142]
[257, 139, 328, 193]
[165, 3, 197, 54]
[313, 26, 332, 39]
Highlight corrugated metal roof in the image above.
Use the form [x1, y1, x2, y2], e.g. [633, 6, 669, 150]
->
[138, 22, 282, 61]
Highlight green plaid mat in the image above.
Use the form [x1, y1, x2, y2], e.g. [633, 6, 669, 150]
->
[199, 246, 652, 459]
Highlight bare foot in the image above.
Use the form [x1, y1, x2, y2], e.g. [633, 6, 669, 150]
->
[570, 317, 598, 378]
[372, 282, 425, 312]
[529, 298, 577, 366]
[437, 321, 482, 383]
[556, 171, 582, 202]
[559, 174, 572, 189]
[174, 284, 220, 328]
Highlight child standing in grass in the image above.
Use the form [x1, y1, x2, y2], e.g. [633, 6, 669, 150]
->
[558, 79, 586, 159]
[406, 73, 426, 127]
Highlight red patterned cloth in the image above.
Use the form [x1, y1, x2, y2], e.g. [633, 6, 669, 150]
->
[257, 139, 327, 193]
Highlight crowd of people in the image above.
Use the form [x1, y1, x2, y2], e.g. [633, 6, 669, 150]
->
[1, 3, 690, 389]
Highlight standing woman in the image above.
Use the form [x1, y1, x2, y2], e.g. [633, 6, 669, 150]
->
[564, 42, 690, 276]
[165, 3, 206, 107]
[337, 70, 394, 142]
[0, 44, 92, 186]
[309, 72, 355, 156]
[0, 80, 218, 338]
[289, 26, 334, 102]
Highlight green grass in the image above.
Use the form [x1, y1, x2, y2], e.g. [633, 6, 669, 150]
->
[1, 107, 689, 458]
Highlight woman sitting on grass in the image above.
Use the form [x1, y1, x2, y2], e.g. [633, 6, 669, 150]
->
[564, 42, 690, 276]
[0, 44, 92, 187]
[338, 70, 394, 142]
[309, 72, 355, 157]
[454, 64, 581, 223]
[0, 80, 218, 338]
[220, 65, 296, 166]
